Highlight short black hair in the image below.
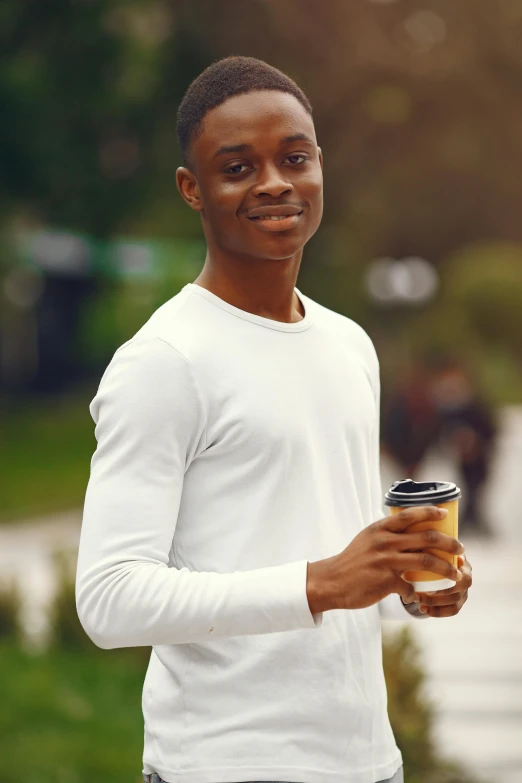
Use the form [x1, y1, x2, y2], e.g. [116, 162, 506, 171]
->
[176, 55, 313, 169]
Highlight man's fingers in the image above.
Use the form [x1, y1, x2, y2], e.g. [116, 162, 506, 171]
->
[458, 555, 473, 576]
[418, 590, 466, 607]
[419, 572, 471, 604]
[399, 530, 464, 556]
[392, 576, 420, 603]
[392, 552, 461, 581]
[385, 505, 449, 533]
[423, 604, 462, 618]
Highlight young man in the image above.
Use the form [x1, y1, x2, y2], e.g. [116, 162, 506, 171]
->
[76, 56, 472, 783]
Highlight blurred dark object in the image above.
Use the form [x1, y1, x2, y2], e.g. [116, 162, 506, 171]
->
[429, 359, 498, 536]
[382, 356, 498, 537]
[31, 272, 99, 395]
[381, 365, 440, 478]
[1, 266, 99, 397]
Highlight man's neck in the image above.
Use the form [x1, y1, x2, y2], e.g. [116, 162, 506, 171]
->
[192, 267, 305, 324]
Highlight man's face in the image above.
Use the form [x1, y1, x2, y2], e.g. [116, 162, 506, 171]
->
[178, 90, 323, 261]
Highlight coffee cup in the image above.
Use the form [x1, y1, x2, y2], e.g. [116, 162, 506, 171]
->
[384, 478, 461, 592]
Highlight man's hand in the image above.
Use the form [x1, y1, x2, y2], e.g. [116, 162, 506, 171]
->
[416, 555, 472, 617]
[307, 506, 465, 614]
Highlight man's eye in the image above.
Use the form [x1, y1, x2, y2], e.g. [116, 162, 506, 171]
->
[224, 163, 249, 175]
[286, 154, 307, 165]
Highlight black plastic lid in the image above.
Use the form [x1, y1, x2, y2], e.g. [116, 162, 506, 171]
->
[384, 478, 462, 507]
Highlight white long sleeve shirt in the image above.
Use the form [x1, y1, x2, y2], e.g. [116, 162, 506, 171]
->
[76, 282, 411, 783]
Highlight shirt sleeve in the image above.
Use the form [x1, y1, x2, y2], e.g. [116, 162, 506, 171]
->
[362, 334, 429, 621]
[75, 335, 322, 649]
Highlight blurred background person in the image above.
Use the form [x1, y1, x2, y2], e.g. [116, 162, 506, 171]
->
[381, 355, 498, 537]
[428, 357, 498, 537]
[381, 363, 440, 480]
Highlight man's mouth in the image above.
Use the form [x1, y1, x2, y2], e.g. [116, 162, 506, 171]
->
[249, 213, 303, 221]
[246, 211, 304, 232]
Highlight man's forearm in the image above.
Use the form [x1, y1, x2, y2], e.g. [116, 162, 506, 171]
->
[307, 558, 340, 615]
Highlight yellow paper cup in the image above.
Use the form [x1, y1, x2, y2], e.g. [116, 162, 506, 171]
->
[384, 479, 461, 593]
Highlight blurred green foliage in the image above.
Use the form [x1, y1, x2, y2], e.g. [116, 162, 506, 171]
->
[383, 627, 482, 783]
[0, 552, 150, 782]
[0, 0, 208, 240]
[0, 578, 24, 642]
[1, 390, 95, 521]
[48, 550, 96, 653]
[0, 640, 148, 783]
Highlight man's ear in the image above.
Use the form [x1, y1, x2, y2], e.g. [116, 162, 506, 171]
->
[318, 147, 323, 171]
[176, 167, 204, 213]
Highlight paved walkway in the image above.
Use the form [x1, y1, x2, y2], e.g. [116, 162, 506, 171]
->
[2, 405, 522, 782]
[380, 405, 522, 783]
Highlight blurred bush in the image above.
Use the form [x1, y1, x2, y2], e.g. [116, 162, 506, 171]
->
[383, 627, 482, 783]
[0, 554, 150, 783]
[0, 578, 23, 643]
[48, 550, 99, 653]
[47, 548, 150, 667]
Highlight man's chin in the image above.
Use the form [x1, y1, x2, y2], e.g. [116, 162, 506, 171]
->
[245, 235, 307, 261]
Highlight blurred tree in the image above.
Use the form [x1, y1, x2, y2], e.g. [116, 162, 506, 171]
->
[4, 0, 522, 256]
[0, 0, 207, 237]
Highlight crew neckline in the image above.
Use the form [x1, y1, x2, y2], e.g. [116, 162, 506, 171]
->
[183, 283, 313, 333]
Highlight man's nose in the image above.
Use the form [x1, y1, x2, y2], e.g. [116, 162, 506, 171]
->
[252, 163, 293, 198]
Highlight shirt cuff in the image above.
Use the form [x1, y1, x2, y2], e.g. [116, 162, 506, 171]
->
[295, 559, 323, 628]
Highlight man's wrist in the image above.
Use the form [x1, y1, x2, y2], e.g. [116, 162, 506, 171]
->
[306, 559, 337, 615]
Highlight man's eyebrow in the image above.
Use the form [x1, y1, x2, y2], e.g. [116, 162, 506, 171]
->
[212, 134, 315, 159]
[281, 133, 315, 146]
[212, 143, 252, 159]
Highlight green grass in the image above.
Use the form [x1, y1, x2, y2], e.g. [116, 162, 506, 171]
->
[0, 390, 96, 522]
[0, 641, 150, 783]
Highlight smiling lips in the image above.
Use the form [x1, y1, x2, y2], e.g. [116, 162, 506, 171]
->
[246, 204, 303, 231]
[253, 215, 295, 221]
[246, 204, 303, 220]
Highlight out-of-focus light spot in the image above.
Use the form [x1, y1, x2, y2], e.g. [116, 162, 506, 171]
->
[366, 257, 396, 302]
[115, 242, 155, 279]
[402, 256, 439, 302]
[99, 136, 140, 179]
[389, 260, 412, 298]
[365, 256, 439, 305]
[29, 231, 90, 275]
[3, 268, 44, 309]
[363, 86, 412, 126]
[404, 10, 447, 53]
